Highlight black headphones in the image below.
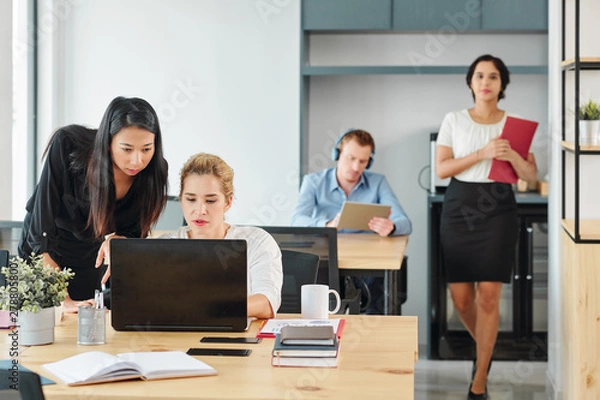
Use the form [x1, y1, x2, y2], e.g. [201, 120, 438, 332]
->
[331, 129, 375, 169]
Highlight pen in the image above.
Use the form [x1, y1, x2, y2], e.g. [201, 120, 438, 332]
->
[94, 290, 104, 310]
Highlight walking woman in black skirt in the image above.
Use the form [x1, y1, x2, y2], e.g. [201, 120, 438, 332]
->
[435, 54, 538, 400]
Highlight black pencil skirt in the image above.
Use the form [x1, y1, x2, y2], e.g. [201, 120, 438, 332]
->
[440, 178, 518, 283]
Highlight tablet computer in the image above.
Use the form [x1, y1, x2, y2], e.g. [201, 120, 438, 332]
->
[337, 201, 391, 231]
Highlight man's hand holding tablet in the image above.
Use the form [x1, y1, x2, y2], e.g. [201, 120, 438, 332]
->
[336, 201, 392, 236]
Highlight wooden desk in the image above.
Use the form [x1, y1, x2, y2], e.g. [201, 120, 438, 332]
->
[337, 234, 408, 315]
[2, 313, 418, 399]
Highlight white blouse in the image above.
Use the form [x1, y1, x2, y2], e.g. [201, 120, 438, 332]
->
[437, 109, 518, 183]
[160, 225, 283, 315]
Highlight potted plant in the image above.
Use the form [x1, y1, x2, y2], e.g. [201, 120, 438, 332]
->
[578, 99, 600, 145]
[0, 254, 74, 345]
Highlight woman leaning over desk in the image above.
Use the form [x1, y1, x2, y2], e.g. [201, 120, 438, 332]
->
[160, 153, 283, 319]
[435, 54, 537, 400]
[18, 96, 169, 313]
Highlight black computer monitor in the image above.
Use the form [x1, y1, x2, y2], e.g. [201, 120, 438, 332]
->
[258, 226, 340, 293]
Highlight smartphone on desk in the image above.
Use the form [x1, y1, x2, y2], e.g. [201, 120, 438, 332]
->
[200, 337, 261, 344]
[187, 348, 251, 357]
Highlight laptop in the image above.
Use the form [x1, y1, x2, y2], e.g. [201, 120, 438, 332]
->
[110, 238, 248, 332]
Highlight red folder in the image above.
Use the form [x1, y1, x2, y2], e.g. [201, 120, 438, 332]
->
[257, 319, 346, 339]
[487, 116, 538, 184]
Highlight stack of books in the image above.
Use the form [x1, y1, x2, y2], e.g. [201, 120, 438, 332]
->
[271, 325, 340, 368]
[257, 318, 345, 339]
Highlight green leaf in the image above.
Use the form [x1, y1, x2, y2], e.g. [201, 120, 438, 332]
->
[0, 254, 75, 312]
[579, 99, 600, 120]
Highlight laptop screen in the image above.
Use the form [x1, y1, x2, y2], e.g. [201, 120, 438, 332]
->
[110, 238, 248, 332]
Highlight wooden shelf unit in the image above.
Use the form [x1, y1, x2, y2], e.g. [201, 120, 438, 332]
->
[561, 57, 600, 70]
[561, 141, 600, 153]
[560, 4, 600, 244]
[561, 230, 600, 399]
[559, 2, 600, 397]
[561, 219, 600, 242]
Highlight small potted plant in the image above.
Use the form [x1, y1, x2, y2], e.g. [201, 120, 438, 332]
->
[0, 254, 74, 345]
[578, 99, 600, 145]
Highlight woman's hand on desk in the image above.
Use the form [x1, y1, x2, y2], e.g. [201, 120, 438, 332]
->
[369, 217, 395, 237]
[42, 252, 61, 272]
[62, 295, 93, 313]
[95, 233, 125, 284]
[40, 253, 93, 312]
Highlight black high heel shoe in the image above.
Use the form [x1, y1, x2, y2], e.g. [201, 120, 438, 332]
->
[469, 359, 491, 400]
[467, 385, 488, 400]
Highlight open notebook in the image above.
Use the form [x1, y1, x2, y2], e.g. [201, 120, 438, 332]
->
[43, 351, 217, 386]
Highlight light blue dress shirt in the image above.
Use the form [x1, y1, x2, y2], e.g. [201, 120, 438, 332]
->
[290, 168, 412, 236]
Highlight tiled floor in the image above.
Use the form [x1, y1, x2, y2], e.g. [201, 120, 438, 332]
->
[414, 359, 548, 400]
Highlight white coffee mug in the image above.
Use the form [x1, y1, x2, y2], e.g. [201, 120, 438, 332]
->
[301, 284, 341, 319]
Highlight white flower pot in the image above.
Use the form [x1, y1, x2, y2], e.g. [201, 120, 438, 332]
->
[18, 307, 55, 346]
[579, 120, 600, 145]
[55, 305, 63, 326]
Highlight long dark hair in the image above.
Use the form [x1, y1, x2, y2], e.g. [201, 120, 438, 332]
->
[42, 124, 96, 171]
[87, 96, 168, 237]
[466, 54, 510, 101]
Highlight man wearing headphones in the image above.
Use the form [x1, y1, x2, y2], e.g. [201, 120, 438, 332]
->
[291, 129, 411, 236]
[290, 129, 412, 314]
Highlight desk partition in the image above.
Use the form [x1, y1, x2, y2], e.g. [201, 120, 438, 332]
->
[258, 226, 340, 293]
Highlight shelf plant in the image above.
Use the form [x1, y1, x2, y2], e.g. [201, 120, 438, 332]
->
[579, 99, 600, 120]
[578, 99, 600, 145]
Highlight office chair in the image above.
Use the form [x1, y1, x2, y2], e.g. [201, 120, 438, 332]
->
[0, 369, 46, 400]
[279, 250, 320, 313]
[360, 256, 407, 314]
[398, 256, 408, 307]
[259, 226, 360, 314]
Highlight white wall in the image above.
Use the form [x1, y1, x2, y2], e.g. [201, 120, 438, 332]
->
[37, 0, 300, 226]
[0, 0, 12, 220]
[546, 0, 562, 397]
[12, 0, 36, 220]
[306, 34, 549, 345]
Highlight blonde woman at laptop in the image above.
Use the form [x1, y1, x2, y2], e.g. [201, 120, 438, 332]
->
[160, 153, 283, 319]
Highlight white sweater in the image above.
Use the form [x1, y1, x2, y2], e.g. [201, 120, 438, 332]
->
[160, 225, 283, 315]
